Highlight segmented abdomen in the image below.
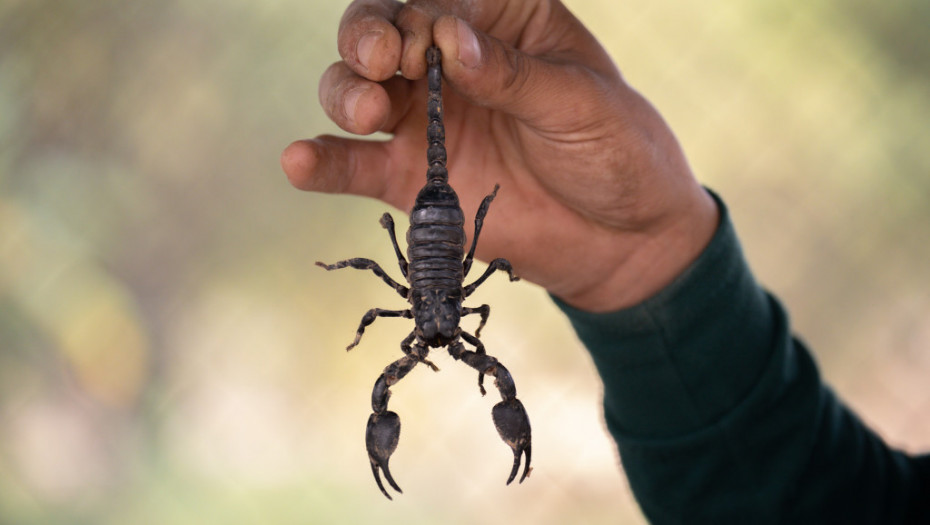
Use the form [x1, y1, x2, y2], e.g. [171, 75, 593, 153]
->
[407, 189, 465, 290]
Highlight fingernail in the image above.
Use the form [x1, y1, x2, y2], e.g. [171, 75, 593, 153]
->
[343, 87, 365, 123]
[356, 31, 380, 71]
[455, 18, 481, 69]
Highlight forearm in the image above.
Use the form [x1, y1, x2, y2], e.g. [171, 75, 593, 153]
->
[554, 190, 924, 522]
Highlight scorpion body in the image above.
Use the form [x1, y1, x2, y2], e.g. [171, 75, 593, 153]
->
[316, 46, 532, 499]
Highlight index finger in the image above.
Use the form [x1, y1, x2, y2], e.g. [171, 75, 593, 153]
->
[338, 0, 405, 81]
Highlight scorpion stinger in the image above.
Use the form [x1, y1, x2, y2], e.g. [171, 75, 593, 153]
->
[316, 46, 531, 499]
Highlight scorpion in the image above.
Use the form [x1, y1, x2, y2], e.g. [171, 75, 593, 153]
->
[316, 46, 532, 499]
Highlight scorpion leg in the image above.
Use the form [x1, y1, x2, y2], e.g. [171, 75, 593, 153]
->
[464, 258, 519, 297]
[449, 334, 532, 485]
[464, 184, 500, 277]
[401, 330, 438, 371]
[315, 258, 409, 298]
[463, 304, 491, 338]
[379, 213, 409, 278]
[345, 308, 413, 351]
[368, 352, 423, 500]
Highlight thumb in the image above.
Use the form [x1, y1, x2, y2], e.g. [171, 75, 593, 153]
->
[432, 15, 603, 127]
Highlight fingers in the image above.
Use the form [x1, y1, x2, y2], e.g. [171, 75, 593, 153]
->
[319, 62, 415, 135]
[395, 3, 437, 78]
[336, 0, 611, 128]
[319, 62, 390, 135]
[338, 0, 405, 81]
[281, 136, 392, 199]
[432, 15, 602, 127]
[340, 0, 476, 80]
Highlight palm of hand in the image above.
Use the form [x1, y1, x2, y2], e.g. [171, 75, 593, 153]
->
[284, 0, 716, 310]
[377, 61, 684, 297]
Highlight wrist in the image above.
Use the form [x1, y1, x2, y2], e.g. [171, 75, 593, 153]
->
[554, 186, 719, 313]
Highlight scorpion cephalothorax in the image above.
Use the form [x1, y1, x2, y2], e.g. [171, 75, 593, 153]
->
[316, 46, 532, 499]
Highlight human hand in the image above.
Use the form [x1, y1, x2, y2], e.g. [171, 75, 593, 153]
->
[281, 0, 718, 312]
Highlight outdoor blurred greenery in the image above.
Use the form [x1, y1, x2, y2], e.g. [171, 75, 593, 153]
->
[1, 1, 928, 524]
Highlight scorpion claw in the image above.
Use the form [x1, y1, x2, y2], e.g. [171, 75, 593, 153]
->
[369, 461, 397, 500]
[492, 399, 532, 485]
[366, 411, 403, 499]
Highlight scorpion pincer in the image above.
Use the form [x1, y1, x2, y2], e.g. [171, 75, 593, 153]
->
[316, 46, 532, 499]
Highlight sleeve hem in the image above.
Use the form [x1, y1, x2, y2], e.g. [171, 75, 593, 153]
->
[551, 188, 778, 438]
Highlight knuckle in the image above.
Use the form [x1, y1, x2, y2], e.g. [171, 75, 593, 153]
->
[396, 2, 434, 30]
[501, 48, 532, 95]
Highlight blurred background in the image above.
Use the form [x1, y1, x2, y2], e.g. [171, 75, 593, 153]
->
[1, 0, 929, 523]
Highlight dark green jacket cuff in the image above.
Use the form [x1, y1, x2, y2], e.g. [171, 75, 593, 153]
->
[551, 191, 924, 523]
[552, 191, 776, 440]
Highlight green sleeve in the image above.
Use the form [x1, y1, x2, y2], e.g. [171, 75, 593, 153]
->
[552, 191, 928, 523]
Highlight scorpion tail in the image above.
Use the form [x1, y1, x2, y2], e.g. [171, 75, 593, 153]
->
[366, 411, 403, 499]
[426, 46, 448, 183]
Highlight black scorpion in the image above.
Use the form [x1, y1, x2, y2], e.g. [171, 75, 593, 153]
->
[316, 46, 532, 499]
